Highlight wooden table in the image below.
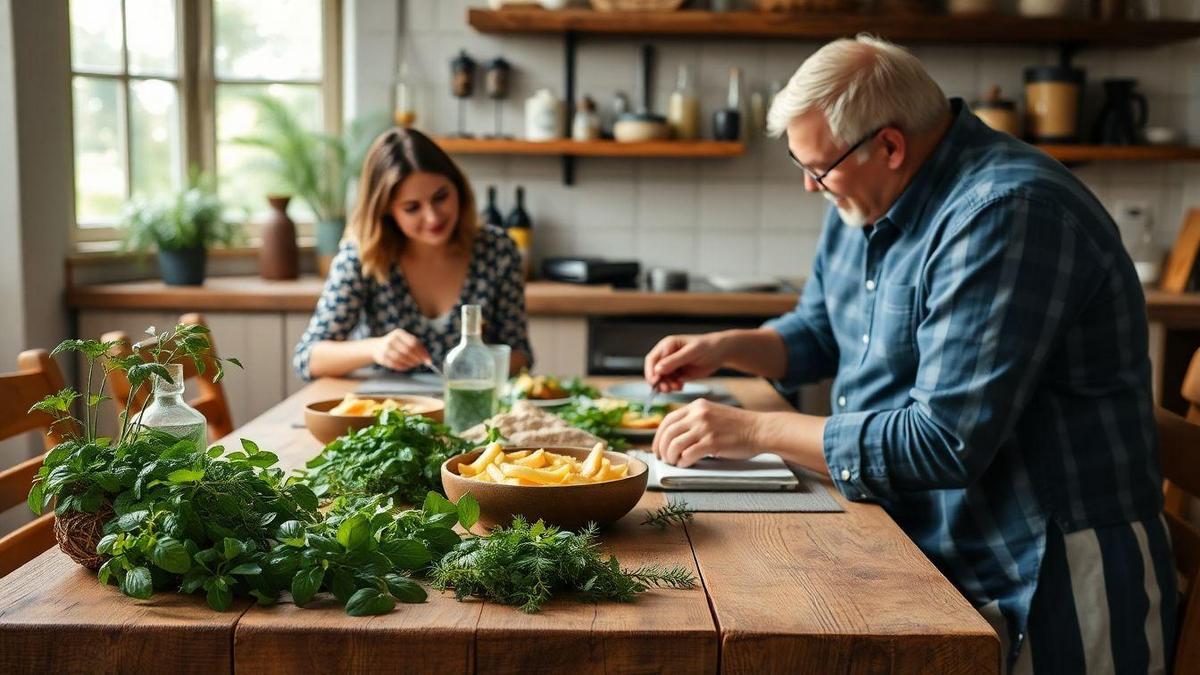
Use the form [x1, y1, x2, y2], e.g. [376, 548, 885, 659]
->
[0, 378, 999, 674]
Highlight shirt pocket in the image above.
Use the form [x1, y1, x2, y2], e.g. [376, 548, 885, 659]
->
[869, 282, 918, 369]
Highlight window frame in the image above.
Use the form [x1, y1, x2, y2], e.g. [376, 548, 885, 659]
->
[68, 0, 342, 249]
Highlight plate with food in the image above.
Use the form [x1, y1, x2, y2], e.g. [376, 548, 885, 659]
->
[509, 373, 589, 407]
[303, 394, 444, 444]
[579, 397, 676, 439]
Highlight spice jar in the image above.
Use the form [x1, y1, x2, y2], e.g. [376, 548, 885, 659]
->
[485, 57, 510, 100]
[972, 86, 1020, 137]
[1024, 65, 1085, 143]
[451, 50, 476, 99]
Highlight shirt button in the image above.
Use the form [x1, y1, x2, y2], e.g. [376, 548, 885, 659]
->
[837, 395, 847, 407]
[840, 468, 851, 481]
[861, 334, 870, 345]
[865, 279, 876, 292]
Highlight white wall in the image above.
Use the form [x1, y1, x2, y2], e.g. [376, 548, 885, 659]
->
[344, 0, 1200, 278]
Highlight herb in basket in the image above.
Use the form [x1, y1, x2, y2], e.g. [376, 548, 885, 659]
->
[431, 516, 697, 613]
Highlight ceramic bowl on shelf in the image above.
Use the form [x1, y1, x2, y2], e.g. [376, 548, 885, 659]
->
[441, 446, 648, 531]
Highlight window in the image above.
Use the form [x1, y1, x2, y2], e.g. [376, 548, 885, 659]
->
[68, 0, 339, 245]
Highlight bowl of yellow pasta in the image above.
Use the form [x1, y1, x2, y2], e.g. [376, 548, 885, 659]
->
[303, 394, 444, 444]
[441, 443, 648, 531]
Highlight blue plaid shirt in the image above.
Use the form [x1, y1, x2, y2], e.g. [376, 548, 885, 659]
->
[766, 99, 1164, 664]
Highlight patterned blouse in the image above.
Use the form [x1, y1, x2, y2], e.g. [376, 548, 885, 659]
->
[293, 225, 532, 381]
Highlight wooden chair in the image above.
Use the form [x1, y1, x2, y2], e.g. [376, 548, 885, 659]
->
[1158, 406, 1200, 673]
[0, 350, 71, 577]
[1164, 347, 1200, 517]
[102, 312, 234, 441]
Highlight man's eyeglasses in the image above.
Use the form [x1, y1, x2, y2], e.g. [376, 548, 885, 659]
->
[788, 127, 883, 190]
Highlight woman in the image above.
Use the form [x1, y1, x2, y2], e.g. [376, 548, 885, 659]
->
[293, 127, 531, 380]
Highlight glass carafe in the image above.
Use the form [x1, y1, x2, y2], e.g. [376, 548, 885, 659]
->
[134, 363, 207, 449]
[443, 305, 496, 432]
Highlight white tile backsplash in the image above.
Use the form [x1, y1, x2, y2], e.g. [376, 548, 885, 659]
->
[357, 7, 1200, 278]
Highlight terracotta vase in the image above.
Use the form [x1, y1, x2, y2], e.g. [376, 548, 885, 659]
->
[260, 195, 300, 280]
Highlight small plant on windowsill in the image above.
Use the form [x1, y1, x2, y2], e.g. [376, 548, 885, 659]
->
[120, 172, 241, 286]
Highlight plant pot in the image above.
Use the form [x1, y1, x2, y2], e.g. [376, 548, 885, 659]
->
[260, 195, 300, 280]
[54, 505, 113, 570]
[316, 218, 346, 278]
[157, 246, 207, 286]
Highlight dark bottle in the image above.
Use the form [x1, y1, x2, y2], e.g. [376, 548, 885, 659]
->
[481, 185, 504, 229]
[504, 186, 533, 280]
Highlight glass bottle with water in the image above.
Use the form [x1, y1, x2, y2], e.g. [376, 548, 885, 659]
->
[133, 363, 207, 450]
[443, 304, 496, 433]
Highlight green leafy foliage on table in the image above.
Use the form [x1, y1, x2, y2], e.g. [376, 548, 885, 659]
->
[299, 409, 471, 505]
[120, 172, 242, 253]
[551, 397, 671, 451]
[431, 516, 697, 613]
[641, 499, 695, 529]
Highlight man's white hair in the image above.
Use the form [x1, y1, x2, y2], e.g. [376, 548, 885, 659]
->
[767, 34, 948, 146]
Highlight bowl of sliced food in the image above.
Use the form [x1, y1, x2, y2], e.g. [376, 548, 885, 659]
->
[304, 394, 444, 444]
[441, 442, 648, 530]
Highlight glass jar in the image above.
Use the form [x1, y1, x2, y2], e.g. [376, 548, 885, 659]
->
[443, 305, 497, 432]
[134, 363, 207, 449]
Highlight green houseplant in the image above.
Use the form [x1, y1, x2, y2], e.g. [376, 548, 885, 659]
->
[121, 175, 240, 286]
[234, 94, 384, 276]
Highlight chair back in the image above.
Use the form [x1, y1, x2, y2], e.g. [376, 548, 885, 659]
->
[0, 350, 69, 576]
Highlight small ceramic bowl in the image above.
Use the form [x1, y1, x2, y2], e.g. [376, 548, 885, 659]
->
[303, 395, 444, 445]
[441, 446, 648, 531]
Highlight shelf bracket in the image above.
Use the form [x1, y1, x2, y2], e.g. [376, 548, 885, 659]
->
[562, 30, 577, 186]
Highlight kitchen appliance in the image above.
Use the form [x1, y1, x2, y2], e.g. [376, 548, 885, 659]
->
[646, 267, 688, 292]
[1024, 64, 1085, 143]
[542, 257, 641, 287]
[614, 45, 669, 143]
[1091, 78, 1148, 145]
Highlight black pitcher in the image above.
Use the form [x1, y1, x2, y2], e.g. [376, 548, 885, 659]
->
[1091, 78, 1147, 145]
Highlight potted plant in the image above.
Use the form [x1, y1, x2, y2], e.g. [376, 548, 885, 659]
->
[235, 95, 385, 276]
[121, 175, 240, 286]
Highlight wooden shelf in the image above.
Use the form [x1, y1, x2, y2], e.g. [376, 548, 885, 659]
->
[1038, 145, 1200, 163]
[433, 137, 746, 158]
[469, 9, 1200, 48]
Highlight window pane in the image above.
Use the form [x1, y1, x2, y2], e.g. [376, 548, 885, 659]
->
[126, 0, 178, 77]
[130, 79, 181, 200]
[214, 0, 322, 81]
[70, 0, 124, 73]
[216, 83, 321, 220]
[73, 76, 126, 225]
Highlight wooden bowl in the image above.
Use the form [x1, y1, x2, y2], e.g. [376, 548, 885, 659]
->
[441, 446, 648, 531]
[303, 395, 444, 445]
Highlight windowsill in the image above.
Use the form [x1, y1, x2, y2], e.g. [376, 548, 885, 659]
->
[68, 235, 321, 265]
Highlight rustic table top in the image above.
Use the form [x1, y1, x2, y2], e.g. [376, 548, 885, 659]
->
[0, 377, 998, 674]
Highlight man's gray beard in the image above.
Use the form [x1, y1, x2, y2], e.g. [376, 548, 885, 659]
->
[824, 191, 868, 228]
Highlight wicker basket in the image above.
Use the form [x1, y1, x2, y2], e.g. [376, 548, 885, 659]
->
[755, 0, 859, 11]
[589, 0, 686, 10]
[54, 506, 112, 571]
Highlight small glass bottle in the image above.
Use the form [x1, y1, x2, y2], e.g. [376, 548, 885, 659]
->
[134, 363, 207, 449]
[667, 64, 699, 140]
[393, 59, 418, 128]
[443, 305, 497, 433]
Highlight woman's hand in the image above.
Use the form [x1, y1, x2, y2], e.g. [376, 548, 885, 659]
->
[651, 399, 762, 468]
[370, 329, 432, 371]
[643, 333, 729, 392]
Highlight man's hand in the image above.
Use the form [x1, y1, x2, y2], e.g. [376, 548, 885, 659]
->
[652, 399, 762, 468]
[370, 329, 432, 372]
[644, 333, 729, 392]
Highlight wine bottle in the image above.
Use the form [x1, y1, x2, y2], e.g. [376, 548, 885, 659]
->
[505, 186, 533, 280]
[443, 304, 497, 433]
[481, 185, 503, 229]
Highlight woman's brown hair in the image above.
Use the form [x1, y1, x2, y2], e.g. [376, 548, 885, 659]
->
[347, 127, 479, 282]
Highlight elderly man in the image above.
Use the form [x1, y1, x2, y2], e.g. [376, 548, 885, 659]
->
[646, 36, 1174, 673]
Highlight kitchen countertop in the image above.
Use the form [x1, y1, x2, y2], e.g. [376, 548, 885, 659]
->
[65, 275, 1200, 325]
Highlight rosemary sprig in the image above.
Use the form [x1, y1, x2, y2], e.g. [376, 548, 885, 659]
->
[624, 563, 698, 590]
[641, 499, 696, 529]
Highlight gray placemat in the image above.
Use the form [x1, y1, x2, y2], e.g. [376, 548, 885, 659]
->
[630, 452, 843, 513]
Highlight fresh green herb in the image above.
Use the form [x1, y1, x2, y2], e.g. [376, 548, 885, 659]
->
[553, 398, 630, 450]
[299, 409, 471, 505]
[563, 378, 601, 399]
[641, 499, 695, 529]
[431, 517, 697, 613]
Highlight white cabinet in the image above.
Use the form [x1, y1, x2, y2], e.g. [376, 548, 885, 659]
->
[528, 317, 588, 376]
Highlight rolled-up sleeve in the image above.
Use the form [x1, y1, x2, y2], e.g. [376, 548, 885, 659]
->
[292, 243, 368, 381]
[824, 197, 1096, 502]
[762, 227, 839, 392]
